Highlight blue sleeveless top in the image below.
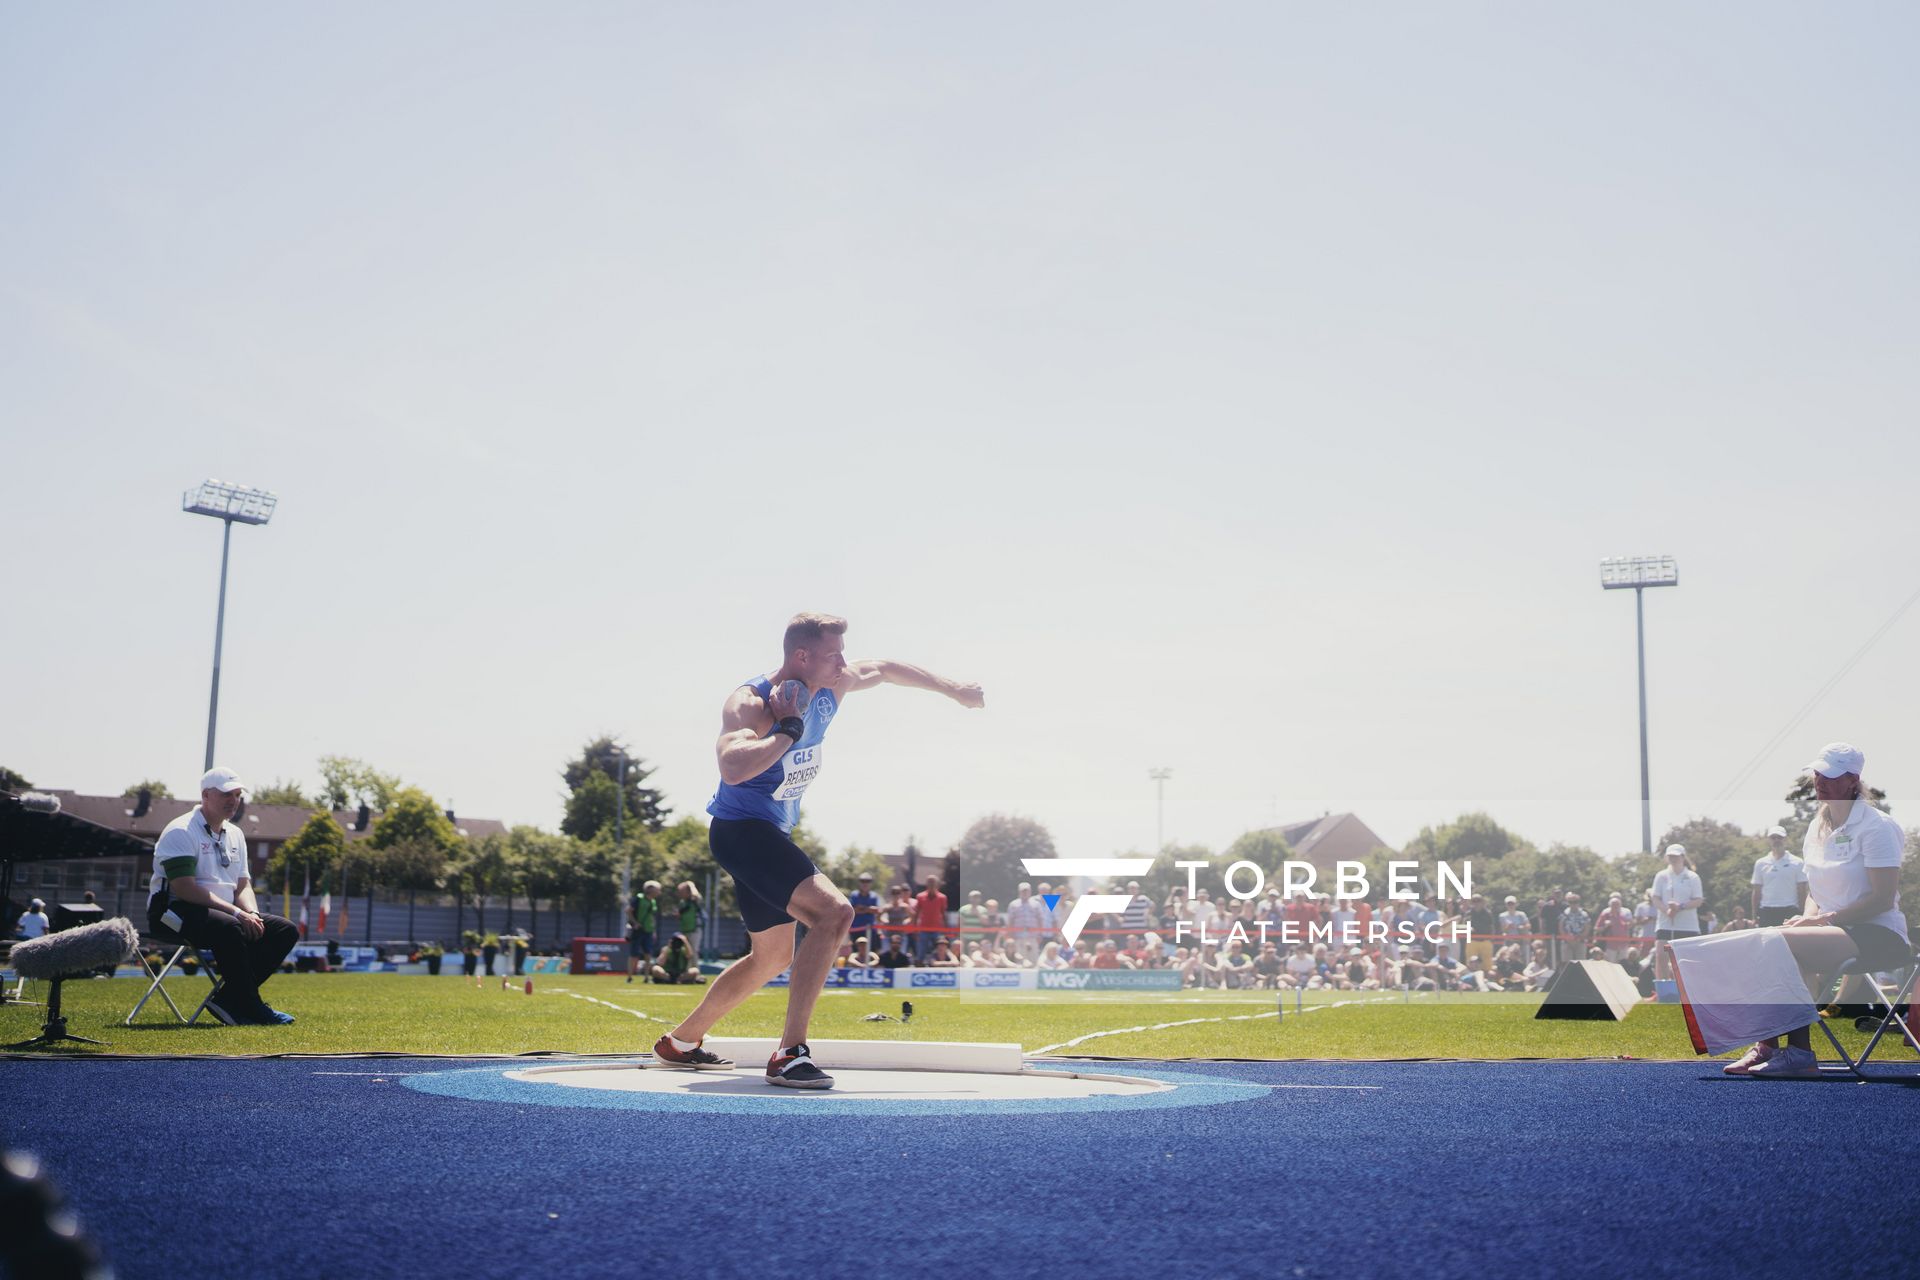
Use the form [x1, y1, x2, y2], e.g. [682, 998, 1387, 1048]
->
[706, 675, 840, 833]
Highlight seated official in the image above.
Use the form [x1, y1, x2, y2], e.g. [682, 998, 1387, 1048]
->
[147, 768, 300, 1026]
[14, 898, 51, 940]
[1722, 744, 1911, 1077]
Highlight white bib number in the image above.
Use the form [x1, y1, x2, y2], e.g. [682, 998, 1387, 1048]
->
[772, 745, 821, 802]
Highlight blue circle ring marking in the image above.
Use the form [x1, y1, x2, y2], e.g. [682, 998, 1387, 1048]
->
[402, 1062, 1267, 1117]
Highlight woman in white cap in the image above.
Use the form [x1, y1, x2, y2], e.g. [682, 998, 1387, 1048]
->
[1650, 844, 1703, 980]
[1726, 742, 1909, 1077]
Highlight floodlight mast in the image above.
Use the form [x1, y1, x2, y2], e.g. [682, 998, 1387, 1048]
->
[1599, 556, 1679, 854]
[182, 481, 279, 771]
[1149, 768, 1172, 853]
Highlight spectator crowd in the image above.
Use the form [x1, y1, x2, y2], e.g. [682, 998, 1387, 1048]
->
[802, 830, 1825, 999]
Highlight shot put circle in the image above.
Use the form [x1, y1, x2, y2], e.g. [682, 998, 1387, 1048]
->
[402, 1062, 1267, 1116]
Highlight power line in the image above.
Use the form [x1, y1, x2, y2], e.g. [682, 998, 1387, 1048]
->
[1706, 580, 1920, 815]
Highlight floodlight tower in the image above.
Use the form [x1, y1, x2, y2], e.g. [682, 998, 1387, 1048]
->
[1599, 555, 1678, 854]
[182, 480, 279, 771]
[1149, 768, 1173, 852]
[612, 745, 630, 906]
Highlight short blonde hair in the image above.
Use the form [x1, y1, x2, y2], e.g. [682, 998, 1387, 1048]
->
[783, 612, 848, 656]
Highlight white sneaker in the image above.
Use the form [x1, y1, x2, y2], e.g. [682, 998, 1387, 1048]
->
[1722, 1043, 1776, 1075]
[1747, 1045, 1820, 1078]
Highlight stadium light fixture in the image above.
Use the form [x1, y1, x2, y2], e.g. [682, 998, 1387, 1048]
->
[1599, 555, 1679, 854]
[183, 479, 279, 771]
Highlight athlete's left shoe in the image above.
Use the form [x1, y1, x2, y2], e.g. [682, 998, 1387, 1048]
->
[766, 1043, 834, 1090]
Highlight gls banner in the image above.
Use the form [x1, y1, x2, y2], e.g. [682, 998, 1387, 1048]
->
[1036, 969, 1183, 992]
[765, 968, 896, 989]
[909, 971, 957, 988]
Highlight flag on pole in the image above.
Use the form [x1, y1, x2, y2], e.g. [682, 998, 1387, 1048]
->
[337, 862, 350, 937]
[299, 867, 311, 938]
[316, 870, 331, 935]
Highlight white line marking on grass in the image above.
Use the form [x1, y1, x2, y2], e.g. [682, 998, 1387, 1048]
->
[549, 988, 675, 1025]
[1026, 996, 1396, 1057]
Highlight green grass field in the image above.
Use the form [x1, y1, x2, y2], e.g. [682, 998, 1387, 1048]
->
[2, 973, 1909, 1064]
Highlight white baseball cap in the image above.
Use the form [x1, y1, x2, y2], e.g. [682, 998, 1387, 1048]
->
[1664, 843, 1688, 858]
[1767, 824, 1788, 838]
[199, 767, 245, 793]
[1806, 742, 1865, 778]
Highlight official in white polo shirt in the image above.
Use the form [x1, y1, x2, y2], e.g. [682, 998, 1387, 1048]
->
[1650, 844, 1703, 979]
[147, 767, 300, 1026]
[1724, 742, 1911, 1077]
[1750, 824, 1808, 928]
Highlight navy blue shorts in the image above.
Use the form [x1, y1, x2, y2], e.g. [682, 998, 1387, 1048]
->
[709, 818, 821, 934]
[628, 930, 654, 958]
[1843, 922, 1912, 972]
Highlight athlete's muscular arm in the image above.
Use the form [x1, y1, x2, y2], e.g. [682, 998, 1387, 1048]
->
[716, 683, 804, 786]
[840, 659, 985, 708]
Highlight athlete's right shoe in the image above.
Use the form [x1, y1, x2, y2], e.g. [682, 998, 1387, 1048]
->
[766, 1043, 834, 1090]
[650, 1035, 734, 1070]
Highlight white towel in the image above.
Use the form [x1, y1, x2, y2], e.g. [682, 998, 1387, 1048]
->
[1666, 929, 1816, 1054]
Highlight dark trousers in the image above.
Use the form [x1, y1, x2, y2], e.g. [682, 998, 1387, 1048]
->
[1757, 906, 1798, 927]
[149, 894, 299, 1006]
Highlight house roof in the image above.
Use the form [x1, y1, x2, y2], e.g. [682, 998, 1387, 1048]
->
[36, 791, 506, 847]
[1, 792, 158, 863]
[1270, 812, 1394, 860]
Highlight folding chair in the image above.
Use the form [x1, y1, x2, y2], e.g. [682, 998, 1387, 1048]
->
[125, 928, 223, 1026]
[1815, 947, 1920, 1078]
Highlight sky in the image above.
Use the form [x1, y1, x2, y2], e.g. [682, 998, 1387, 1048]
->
[3, 3, 1917, 867]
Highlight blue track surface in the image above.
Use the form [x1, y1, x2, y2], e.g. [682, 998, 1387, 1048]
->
[3, 1057, 1917, 1279]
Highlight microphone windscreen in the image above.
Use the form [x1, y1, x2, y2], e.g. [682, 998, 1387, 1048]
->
[9, 917, 139, 979]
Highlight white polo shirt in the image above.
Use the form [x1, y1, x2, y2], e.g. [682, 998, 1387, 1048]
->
[149, 808, 248, 905]
[1751, 851, 1808, 909]
[1652, 867, 1703, 933]
[1802, 802, 1908, 940]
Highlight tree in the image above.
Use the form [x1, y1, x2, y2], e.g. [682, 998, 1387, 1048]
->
[549, 836, 621, 936]
[821, 844, 897, 895]
[250, 779, 314, 807]
[122, 778, 175, 800]
[1401, 812, 1521, 864]
[0, 766, 30, 793]
[561, 771, 621, 842]
[1222, 829, 1296, 880]
[508, 826, 576, 941]
[367, 787, 462, 856]
[376, 835, 451, 944]
[318, 756, 403, 812]
[560, 737, 670, 838]
[653, 816, 733, 919]
[455, 832, 514, 934]
[1648, 818, 1767, 924]
[955, 814, 1057, 900]
[266, 812, 346, 891]
[378, 836, 449, 896]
